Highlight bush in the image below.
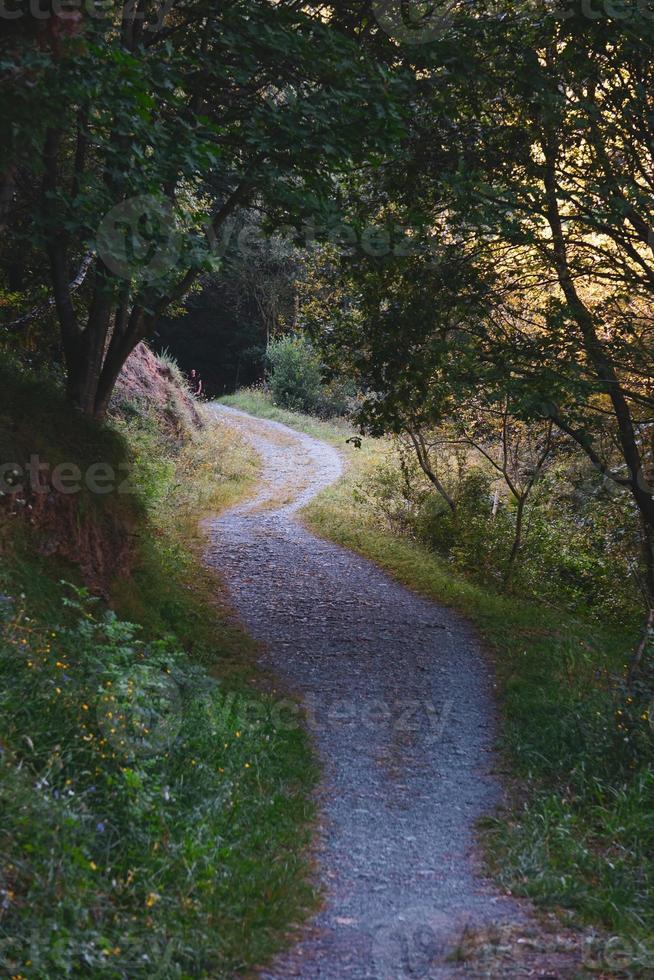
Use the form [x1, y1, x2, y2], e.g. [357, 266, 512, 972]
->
[266, 335, 354, 418]
[266, 335, 324, 415]
[361, 440, 642, 623]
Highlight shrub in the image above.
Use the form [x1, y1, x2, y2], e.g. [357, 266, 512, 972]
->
[266, 335, 324, 415]
[266, 335, 354, 418]
[362, 439, 642, 622]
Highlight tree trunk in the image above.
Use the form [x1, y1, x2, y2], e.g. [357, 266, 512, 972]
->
[503, 493, 526, 591]
[542, 131, 654, 667]
[406, 429, 457, 514]
[64, 266, 115, 415]
[93, 307, 152, 419]
[0, 164, 16, 234]
[66, 305, 153, 420]
[628, 521, 654, 683]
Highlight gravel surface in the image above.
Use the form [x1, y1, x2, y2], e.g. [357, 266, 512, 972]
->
[205, 406, 566, 980]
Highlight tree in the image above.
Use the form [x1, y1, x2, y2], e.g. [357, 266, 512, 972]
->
[449, 406, 558, 588]
[1, 0, 405, 417]
[313, 3, 654, 664]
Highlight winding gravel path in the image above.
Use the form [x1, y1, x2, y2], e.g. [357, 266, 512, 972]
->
[204, 406, 550, 980]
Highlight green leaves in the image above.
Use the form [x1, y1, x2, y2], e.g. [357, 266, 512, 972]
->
[1, 0, 409, 414]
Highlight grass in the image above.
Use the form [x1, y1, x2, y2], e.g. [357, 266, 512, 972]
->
[223, 387, 654, 972]
[0, 373, 318, 978]
[110, 401, 259, 665]
[220, 387, 354, 444]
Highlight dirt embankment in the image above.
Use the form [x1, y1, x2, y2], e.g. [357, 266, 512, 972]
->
[0, 344, 200, 593]
[113, 342, 202, 438]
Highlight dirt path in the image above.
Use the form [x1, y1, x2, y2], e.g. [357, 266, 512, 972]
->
[205, 406, 578, 980]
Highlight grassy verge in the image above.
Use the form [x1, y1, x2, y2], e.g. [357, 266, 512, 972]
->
[223, 388, 654, 972]
[220, 388, 354, 443]
[0, 373, 317, 978]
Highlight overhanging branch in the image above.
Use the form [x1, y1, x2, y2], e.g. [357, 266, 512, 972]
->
[4, 251, 95, 332]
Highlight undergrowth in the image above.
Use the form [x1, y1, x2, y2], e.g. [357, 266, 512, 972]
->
[0, 368, 317, 978]
[221, 386, 353, 443]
